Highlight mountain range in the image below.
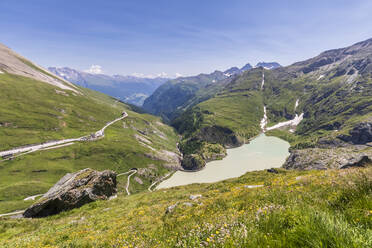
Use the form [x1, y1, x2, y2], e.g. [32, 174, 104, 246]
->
[143, 62, 281, 121]
[49, 62, 280, 108]
[143, 39, 372, 170]
[48, 67, 168, 106]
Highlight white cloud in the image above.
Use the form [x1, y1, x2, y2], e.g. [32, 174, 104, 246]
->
[85, 65, 103, 74]
[131, 72, 146, 78]
[174, 73, 183, 78]
[156, 72, 168, 78]
[131, 72, 169, 79]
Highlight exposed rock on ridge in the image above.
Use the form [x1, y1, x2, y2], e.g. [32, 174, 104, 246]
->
[0, 43, 78, 92]
[23, 168, 117, 218]
[338, 122, 372, 144]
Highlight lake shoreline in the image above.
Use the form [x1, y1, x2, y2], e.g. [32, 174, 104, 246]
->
[157, 134, 290, 189]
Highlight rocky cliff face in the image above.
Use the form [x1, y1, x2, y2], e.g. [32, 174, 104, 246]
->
[23, 168, 117, 218]
[196, 126, 243, 148]
[181, 154, 206, 171]
[338, 122, 372, 144]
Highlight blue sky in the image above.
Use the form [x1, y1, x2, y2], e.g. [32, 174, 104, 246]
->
[1, 0, 372, 77]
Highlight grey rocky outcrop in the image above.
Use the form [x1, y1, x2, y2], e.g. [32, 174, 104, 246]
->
[196, 126, 243, 148]
[284, 146, 372, 170]
[23, 168, 116, 218]
[144, 150, 182, 170]
[338, 122, 372, 144]
[285, 121, 372, 170]
[189, 194, 202, 200]
[181, 154, 206, 171]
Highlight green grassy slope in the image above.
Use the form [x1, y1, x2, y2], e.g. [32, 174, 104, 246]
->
[0, 72, 119, 149]
[1, 165, 370, 247]
[195, 72, 264, 139]
[142, 71, 229, 122]
[172, 69, 265, 139]
[0, 72, 180, 213]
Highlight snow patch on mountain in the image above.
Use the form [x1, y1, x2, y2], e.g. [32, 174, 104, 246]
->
[256, 62, 281, 70]
[261, 99, 303, 132]
[317, 75, 325, 80]
[295, 99, 299, 110]
[266, 113, 304, 131]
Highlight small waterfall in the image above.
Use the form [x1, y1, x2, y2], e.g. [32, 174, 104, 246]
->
[260, 106, 268, 131]
[294, 99, 299, 110]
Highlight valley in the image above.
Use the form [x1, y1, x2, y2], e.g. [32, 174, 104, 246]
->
[49, 67, 168, 106]
[0, 24, 371, 247]
[163, 39, 372, 173]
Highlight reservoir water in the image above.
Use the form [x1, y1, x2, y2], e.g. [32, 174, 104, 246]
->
[157, 134, 290, 189]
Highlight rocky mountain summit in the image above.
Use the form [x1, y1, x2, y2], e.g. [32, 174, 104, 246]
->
[23, 168, 117, 218]
[256, 62, 281, 69]
[290, 38, 372, 76]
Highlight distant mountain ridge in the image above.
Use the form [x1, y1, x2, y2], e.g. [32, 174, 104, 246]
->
[48, 67, 169, 106]
[143, 62, 279, 121]
[255, 62, 281, 69]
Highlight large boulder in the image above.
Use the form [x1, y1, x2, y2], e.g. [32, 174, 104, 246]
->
[23, 168, 116, 218]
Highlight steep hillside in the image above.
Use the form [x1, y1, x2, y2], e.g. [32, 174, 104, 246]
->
[0, 45, 180, 214]
[0, 44, 77, 92]
[142, 63, 254, 122]
[48, 67, 168, 106]
[1, 165, 370, 247]
[172, 39, 372, 170]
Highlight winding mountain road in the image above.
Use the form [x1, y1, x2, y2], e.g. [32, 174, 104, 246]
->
[0, 112, 128, 160]
[148, 172, 173, 192]
[0, 210, 24, 218]
[117, 169, 137, 195]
